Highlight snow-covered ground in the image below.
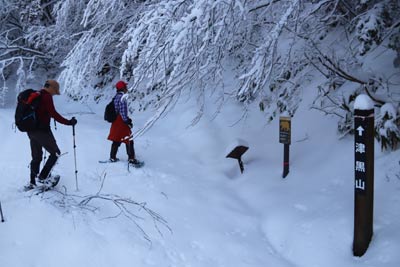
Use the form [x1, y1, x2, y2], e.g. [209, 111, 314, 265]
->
[0, 87, 399, 267]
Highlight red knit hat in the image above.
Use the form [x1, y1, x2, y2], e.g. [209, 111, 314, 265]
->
[115, 80, 127, 91]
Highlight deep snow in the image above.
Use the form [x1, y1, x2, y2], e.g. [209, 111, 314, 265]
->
[0, 86, 399, 267]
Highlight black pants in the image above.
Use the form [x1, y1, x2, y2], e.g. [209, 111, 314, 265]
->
[110, 141, 135, 160]
[27, 130, 60, 184]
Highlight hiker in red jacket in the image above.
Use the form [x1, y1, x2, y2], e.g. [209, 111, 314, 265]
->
[107, 80, 142, 167]
[25, 80, 77, 190]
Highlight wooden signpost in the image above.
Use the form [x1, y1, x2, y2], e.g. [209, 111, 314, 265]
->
[279, 116, 291, 178]
[353, 95, 375, 257]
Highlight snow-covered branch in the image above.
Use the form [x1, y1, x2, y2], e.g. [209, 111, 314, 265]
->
[119, 0, 248, 129]
[237, 0, 300, 102]
[0, 0, 398, 148]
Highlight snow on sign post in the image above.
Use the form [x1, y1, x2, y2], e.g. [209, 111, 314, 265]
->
[279, 115, 291, 178]
[353, 94, 374, 257]
[226, 139, 249, 174]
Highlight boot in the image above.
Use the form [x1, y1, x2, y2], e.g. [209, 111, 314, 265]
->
[110, 142, 121, 161]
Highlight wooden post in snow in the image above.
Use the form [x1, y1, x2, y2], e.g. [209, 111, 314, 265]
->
[279, 115, 291, 178]
[353, 94, 375, 257]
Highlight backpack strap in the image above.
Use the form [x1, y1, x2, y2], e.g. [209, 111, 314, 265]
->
[25, 91, 41, 104]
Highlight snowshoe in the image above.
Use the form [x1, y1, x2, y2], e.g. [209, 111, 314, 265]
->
[129, 159, 145, 168]
[23, 175, 60, 193]
[23, 183, 37, 191]
[36, 175, 61, 191]
[99, 158, 120, 164]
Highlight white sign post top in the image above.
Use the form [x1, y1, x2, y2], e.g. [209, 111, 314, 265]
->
[354, 94, 374, 110]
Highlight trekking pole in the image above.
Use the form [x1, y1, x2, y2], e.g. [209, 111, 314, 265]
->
[0, 201, 5, 222]
[72, 123, 79, 191]
[43, 150, 47, 169]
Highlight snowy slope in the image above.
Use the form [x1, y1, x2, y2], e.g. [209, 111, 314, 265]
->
[0, 88, 399, 267]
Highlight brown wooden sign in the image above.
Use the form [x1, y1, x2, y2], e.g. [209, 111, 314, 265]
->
[226, 145, 249, 173]
[353, 108, 374, 257]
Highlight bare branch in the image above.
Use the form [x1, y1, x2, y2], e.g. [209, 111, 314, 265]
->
[249, 0, 281, 13]
[26, 173, 171, 244]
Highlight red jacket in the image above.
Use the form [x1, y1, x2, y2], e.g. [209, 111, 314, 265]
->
[36, 89, 70, 129]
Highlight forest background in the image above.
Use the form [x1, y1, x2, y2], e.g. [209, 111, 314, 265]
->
[0, 0, 399, 146]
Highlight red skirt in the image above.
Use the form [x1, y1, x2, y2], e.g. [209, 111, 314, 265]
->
[108, 115, 132, 144]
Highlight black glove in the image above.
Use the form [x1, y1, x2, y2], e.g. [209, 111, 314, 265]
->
[69, 117, 77, 126]
[125, 118, 133, 128]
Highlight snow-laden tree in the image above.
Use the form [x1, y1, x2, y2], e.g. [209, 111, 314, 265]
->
[0, 0, 49, 101]
[237, 0, 303, 121]
[110, 0, 305, 133]
[58, 0, 145, 100]
[307, 0, 400, 149]
[119, 0, 251, 132]
[1, 0, 399, 150]
[0, 0, 76, 101]
[376, 102, 400, 151]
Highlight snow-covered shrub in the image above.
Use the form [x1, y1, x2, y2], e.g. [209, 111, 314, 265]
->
[376, 103, 400, 151]
[303, 0, 399, 142]
[258, 59, 306, 121]
[388, 29, 400, 68]
[312, 79, 359, 137]
[356, 1, 393, 56]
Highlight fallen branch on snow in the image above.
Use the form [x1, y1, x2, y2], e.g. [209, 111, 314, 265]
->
[26, 172, 171, 244]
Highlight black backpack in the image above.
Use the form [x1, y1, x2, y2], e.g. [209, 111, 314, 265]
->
[104, 97, 117, 123]
[15, 89, 41, 132]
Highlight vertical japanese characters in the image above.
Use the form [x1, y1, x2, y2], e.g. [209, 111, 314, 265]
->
[353, 106, 375, 257]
